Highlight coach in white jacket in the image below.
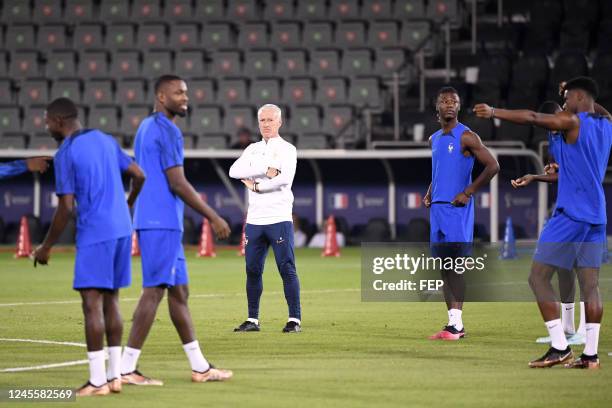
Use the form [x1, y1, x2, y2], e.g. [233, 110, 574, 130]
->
[229, 104, 302, 333]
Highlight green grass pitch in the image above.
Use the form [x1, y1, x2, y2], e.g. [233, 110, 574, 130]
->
[0, 248, 610, 407]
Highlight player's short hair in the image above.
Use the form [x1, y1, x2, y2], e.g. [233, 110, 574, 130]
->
[538, 101, 562, 114]
[563, 76, 599, 99]
[154, 74, 184, 95]
[257, 104, 282, 120]
[46, 97, 78, 120]
[437, 86, 459, 98]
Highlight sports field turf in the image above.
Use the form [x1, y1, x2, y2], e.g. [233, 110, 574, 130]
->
[0, 248, 610, 407]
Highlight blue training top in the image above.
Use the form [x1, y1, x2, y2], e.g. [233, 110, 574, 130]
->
[547, 131, 563, 162]
[133, 112, 185, 231]
[0, 160, 27, 179]
[54, 129, 133, 247]
[431, 122, 475, 203]
[555, 112, 612, 225]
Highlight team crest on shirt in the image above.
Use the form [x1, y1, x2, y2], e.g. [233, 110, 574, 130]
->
[448, 143, 454, 154]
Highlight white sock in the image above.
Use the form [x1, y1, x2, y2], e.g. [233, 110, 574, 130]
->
[182, 340, 210, 373]
[87, 350, 107, 387]
[247, 317, 259, 325]
[448, 309, 463, 331]
[106, 346, 122, 381]
[576, 302, 586, 335]
[545, 319, 568, 350]
[288, 317, 301, 325]
[583, 323, 601, 356]
[561, 303, 575, 334]
[120, 346, 141, 375]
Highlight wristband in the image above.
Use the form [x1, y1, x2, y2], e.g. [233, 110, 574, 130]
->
[491, 107, 495, 119]
[463, 190, 473, 198]
[254, 182, 259, 192]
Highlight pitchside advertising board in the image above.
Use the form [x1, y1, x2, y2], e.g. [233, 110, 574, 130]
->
[7, 178, 611, 238]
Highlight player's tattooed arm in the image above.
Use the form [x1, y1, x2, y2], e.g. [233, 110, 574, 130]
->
[33, 194, 75, 266]
[473, 103, 579, 132]
[453, 131, 499, 206]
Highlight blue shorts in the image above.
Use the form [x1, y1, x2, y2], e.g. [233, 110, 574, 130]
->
[74, 235, 131, 290]
[534, 210, 606, 270]
[429, 202, 473, 257]
[138, 229, 188, 288]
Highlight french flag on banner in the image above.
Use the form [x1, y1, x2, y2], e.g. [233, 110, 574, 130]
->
[479, 192, 491, 208]
[406, 192, 421, 209]
[332, 193, 349, 209]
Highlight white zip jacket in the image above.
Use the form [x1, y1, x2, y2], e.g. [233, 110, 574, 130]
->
[229, 135, 296, 225]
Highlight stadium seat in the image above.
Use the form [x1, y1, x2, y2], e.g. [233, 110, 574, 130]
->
[250, 79, 281, 106]
[550, 51, 588, 89]
[175, 51, 206, 78]
[194, 135, 228, 149]
[137, 23, 168, 49]
[290, 105, 322, 134]
[283, 78, 315, 106]
[368, 21, 400, 48]
[244, 50, 275, 76]
[296, 0, 328, 20]
[105, 23, 137, 50]
[110, 50, 140, 78]
[349, 77, 383, 110]
[335, 22, 366, 48]
[99, 0, 130, 21]
[2, 0, 32, 22]
[472, 80, 502, 108]
[50, 78, 81, 102]
[10, 51, 41, 78]
[0, 51, 7, 77]
[189, 105, 222, 135]
[427, 0, 461, 27]
[277, 50, 307, 77]
[227, 0, 259, 20]
[264, 0, 295, 20]
[360, 218, 391, 242]
[341, 49, 373, 77]
[374, 48, 409, 81]
[310, 49, 340, 76]
[329, 0, 360, 20]
[18, 79, 49, 106]
[238, 23, 269, 49]
[163, 0, 193, 20]
[271, 22, 301, 48]
[297, 133, 329, 149]
[224, 106, 255, 135]
[460, 113, 494, 141]
[5, 24, 36, 49]
[511, 52, 549, 91]
[591, 53, 612, 102]
[29, 133, 58, 149]
[194, 0, 225, 20]
[477, 53, 510, 89]
[497, 121, 532, 144]
[142, 51, 172, 78]
[170, 24, 200, 49]
[400, 21, 433, 53]
[218, 79, 248, 106]
[37, 24, 68, 48]
[189, 79, 216, 105]
[121, 105, 150, 137]
[303, 22, 333, 48]
[32, 0, 62, 22]
[74, 24, 104, 49]
[559, 21, 590, 53]
[201, 23, 235, 49]
[402, 218, 430, 242]
[361, 0, 392, 19]
[563, 0, 597, 25]
[0, 106, 21, 134]
[116, 79, 147, 105]
[210, 50, 242, 77]
[316, 77, 348, 105]
[0, 79, 13, 103]
[45, 50, 77, 78]
[394, 0, 426, 20]
[0, 133, 27, 149]
[506, 89, 539, 111]
[22, 105, 47, 135]
[64, 0, 94, 21]
[323, 105, 355, 139]
[132, 0, 162, 21]
[84, 79, 114, 105]
[88, 105, 119, 134]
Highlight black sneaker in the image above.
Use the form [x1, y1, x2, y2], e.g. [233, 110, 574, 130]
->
[282, 321, 301, 333]
[528, 346, 573, 368]
[233, 320, 260, 332]
[565, 353, 600, 369]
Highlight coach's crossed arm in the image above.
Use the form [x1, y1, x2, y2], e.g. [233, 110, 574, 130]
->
[254, 147, 296, 193]
[229, 144, 268, 179]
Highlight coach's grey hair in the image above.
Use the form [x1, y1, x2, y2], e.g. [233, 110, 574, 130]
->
[257, 104, 282, 120]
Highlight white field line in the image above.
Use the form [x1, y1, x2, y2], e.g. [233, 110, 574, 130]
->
[0, 338, 88, 373]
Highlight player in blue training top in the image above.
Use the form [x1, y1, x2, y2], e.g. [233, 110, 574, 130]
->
[0, 157, 50, 179]
[120, 75, 232, 385]
[475, 76, 612, 369]
[423, 86, 499, 341]
[32, 97, 145, 396]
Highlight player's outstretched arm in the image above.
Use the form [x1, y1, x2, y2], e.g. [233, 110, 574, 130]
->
[26, 157, 52, 173]
[229, 145, 267, 179]
[473, 103, 579, 132]
[124, 162, 146, 208]
[33, 194, 74, 266]
[165, 166, 231, 239]
[452, 131, 500, 206]
[511, 172, 558, 188]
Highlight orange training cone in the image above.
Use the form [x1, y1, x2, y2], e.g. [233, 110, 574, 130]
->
[238, 221, 246, 256]
[131, 232, 140, 256]
[197, 218, 216, 257]
[322, 215, 340, 257]
[15, 215, 32, 258]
